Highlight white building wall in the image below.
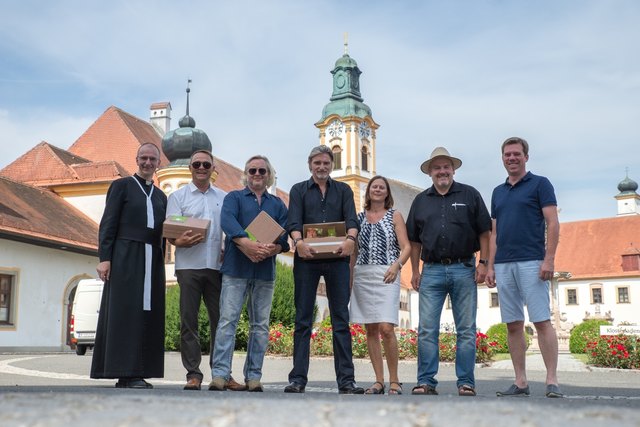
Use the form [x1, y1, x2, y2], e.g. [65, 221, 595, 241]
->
[558, 278, 639, 327]
[410, 280, 639, 335]
[0, 239, 98, 351]
[62, 194, 106, 224]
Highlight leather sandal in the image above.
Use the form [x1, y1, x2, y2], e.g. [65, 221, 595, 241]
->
[364, 381, 385, 395]
[458, 384, 476, 396]
[411, 384, 438, 395]
[388, 382, 403, 395]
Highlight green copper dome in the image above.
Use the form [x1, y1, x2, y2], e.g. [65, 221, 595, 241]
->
[319, 53, 372, 121]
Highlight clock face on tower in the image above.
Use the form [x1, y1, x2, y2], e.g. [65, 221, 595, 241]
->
[358, 122, 371, 139]
[335, 73, 346, 89]
[327, 119, 344, 138]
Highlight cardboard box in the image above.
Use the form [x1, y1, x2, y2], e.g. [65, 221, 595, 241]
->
[163, 215, 210, 240]
[245, 210, 286, 243]
[302, 222, 347, 259]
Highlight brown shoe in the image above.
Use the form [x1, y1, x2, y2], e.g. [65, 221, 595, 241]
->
[226, 376, 247, 391]
[184, 377, 202, 391]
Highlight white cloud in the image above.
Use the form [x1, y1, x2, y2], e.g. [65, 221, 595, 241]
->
[0, 0, 638, 222]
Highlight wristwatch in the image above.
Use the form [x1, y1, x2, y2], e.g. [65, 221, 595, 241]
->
[293, 237, 303, 247]
[478, 259, 489, 266]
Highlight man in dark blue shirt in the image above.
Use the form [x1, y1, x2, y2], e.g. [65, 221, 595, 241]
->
[407, 147, 491, 397]
[284, 145, 363, 394]
[209, 155, 289, 393]
[486, 137, 562, 398]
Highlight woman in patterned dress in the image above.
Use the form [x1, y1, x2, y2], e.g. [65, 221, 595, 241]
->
[350, 175, 411, 395]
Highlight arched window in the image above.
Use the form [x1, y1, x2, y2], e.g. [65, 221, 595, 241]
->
[361, 146, 369, 171]
[332, 145, 342, 170]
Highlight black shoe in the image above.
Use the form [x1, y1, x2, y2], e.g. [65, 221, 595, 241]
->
[116, 378, 153, 389]
[496, 384, 529, 397]
[284, 382, 305, 393]
[339, 383, 365, 394]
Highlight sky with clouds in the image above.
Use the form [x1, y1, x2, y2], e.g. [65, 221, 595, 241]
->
[1, 0, 638, 222]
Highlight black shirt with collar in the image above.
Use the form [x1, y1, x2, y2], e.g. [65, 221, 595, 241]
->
[406, 181, 491, 263]
[287, 177, 359, 263]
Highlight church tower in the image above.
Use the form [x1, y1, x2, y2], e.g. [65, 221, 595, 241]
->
[315, 36, 379, 210]
[615, 170, 640, 216]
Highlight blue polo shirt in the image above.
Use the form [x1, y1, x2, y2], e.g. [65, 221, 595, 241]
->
[491, 172, 557, 263]
[220, 188, 290, 280]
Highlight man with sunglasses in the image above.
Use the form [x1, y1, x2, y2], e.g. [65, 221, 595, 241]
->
[285, 145, 363, 394]
[209, 155, 289, 392]
[166, 150, 243, 391]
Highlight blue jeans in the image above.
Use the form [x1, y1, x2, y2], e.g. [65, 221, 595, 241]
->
[417, 262, 477, 388]
[211, 275, 275, 382]
[289, 259, 354, 387]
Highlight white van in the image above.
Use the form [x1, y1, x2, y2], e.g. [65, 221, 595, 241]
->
[69, 279, 103, 355]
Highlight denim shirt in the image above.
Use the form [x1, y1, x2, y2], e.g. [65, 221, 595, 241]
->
[220, 187, 290, 280]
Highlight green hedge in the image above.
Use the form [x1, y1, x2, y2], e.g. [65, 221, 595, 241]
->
[165, 261, 296, 352]
[164, 285, 212, 352]
[486, 323, 532, 353]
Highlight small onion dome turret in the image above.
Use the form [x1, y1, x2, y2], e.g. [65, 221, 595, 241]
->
[161, 82, 212, 166]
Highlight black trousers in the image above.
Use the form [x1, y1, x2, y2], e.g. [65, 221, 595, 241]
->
[176, 269, 221, 381]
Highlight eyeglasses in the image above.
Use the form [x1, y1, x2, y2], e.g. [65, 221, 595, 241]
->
[247, 168, 267, 176]
[191, 161, 212, 170]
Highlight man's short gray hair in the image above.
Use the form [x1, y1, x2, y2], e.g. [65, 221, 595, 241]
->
[307, 145, 334, 163]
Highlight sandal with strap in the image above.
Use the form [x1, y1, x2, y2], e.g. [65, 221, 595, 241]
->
[364, 381, 385, 395]
[388, 382, 403, 395]
[411, 384, 438, 395]
[458, 384, 476, 396]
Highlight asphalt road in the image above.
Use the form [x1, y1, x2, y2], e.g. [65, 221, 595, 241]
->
[0, 351, 638, 426]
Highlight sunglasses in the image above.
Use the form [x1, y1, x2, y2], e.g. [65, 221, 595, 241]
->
[247, 168, 267, 176]
[191, 161, 212, 170]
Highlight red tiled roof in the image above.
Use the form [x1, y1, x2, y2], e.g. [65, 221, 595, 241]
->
[0, 141, 89, 183]
[0, 177, 98, 254]
[556, 215, 640, 280]
[0, 142, 128, 187]
[68, 106, 169, 173]
[150, 102, 171, 110]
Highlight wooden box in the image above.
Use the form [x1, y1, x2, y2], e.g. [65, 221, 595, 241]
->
[245, 210, 286, 243]
[302, 222, 347, 259]
[163, 215, 210, 240]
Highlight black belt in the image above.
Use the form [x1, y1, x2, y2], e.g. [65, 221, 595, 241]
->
[427, 256, 473, 265]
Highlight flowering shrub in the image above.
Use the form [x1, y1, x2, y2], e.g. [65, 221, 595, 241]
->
[266, 322, 499, 363]
[397, 329, 418, 359]
[438, 332, 457, 362]
[350, 323, 369, 358]
[267, 323, 293, 355]
[586, 334, 640, 369]
[476, 332, 500, 363]
[310, 325, 334, 356]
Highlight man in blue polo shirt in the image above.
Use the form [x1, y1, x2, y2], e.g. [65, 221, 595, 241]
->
[209, 155, 289, 392]
[486, 137, 562, 398]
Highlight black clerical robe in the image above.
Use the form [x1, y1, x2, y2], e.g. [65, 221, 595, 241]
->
[91, 174, 167, 379]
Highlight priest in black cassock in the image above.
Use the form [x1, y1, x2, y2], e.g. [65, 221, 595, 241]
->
[91, 143, 168, 389]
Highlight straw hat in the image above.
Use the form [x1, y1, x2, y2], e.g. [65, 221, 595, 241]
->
[420, 147, 462, 174]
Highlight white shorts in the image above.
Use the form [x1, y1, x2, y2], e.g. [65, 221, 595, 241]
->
[494, 260, 551, 323]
